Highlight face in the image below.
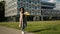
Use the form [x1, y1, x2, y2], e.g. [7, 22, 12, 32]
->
[20, 8, 23, 12]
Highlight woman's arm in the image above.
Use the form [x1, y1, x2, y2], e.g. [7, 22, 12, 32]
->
[20, 12, 23, 22]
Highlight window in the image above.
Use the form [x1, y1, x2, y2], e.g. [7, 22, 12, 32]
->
[23, 0, 26, 2]
[18, 3, 20, 7]
[28, 0, 31, 3]
[35, 1, 37, 4]
[18, 0, 20, 1]
[26, 0, 28, 2]
[20, 4, 23, 7]
[35, 6, 37, 9]
[38, 0, 40, 3]
[31, 5, 34, 9]
[35, 0, 38, 4]
[20, 0, 22, 1]
[33, 0, 35, 4]
[18, 0, 20, 2]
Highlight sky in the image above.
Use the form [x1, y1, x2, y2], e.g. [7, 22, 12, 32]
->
[42, 0, 60, 3]
[42, 0, 48, 1]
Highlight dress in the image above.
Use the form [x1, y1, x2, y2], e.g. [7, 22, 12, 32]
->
[20, 12, 27, 30]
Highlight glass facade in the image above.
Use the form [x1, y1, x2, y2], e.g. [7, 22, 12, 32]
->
[17, 0, 41, 15]
[5, 0, 55, 17]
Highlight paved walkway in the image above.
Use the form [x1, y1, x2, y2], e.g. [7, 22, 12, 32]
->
[0, 26, 34, 34]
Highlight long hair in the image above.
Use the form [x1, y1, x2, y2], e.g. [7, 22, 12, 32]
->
[19, 7, 25, 18]
[19, 7, 24, 14]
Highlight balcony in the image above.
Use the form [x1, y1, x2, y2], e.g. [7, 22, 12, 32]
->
[41, 4, 55, 8]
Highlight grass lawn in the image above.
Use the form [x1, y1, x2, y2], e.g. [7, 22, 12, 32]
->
[0, 21, 60, 34]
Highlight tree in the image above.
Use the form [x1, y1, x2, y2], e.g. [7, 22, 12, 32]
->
[0, 1, 5, 22]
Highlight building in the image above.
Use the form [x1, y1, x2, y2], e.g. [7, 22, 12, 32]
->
[48, 0, 60, 10]
[5, 0, 55, 21]
[0, 0, 4, 1]
[55, 0, 60, 10]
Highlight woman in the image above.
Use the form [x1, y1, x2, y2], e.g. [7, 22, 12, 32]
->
[19, 7, 27, 34]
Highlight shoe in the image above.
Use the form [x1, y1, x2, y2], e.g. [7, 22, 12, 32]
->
[22, 31, 24, 34]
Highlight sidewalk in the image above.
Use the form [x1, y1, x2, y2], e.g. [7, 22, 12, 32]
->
[0, 26, 34, 34]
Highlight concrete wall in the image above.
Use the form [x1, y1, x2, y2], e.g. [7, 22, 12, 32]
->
[5, 0, 17, 17]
